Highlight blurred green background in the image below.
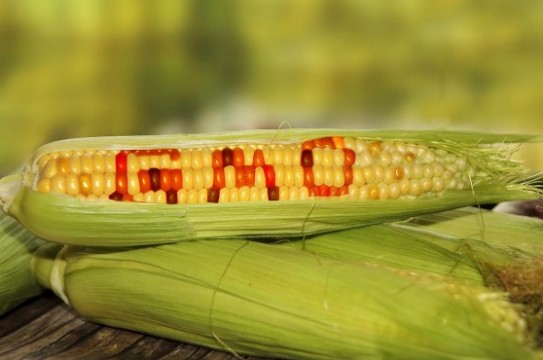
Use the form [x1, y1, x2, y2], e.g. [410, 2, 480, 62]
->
[1, 0, 542, 175]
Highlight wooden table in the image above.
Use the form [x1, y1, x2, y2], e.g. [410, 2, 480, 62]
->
[0, 292, 266, 360]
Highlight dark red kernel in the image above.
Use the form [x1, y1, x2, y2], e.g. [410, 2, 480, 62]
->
[207, 188, 220, 203]
[267, 186, 280, 201]
[166, 189, 178, 204]
[149, 168, 161, 191]
[222, 148, 233, 167]
[301, 150, 313, 167]
[109, 191, 123, 201]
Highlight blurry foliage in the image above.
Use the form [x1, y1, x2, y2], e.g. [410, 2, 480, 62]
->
[0, 0, 542, 174]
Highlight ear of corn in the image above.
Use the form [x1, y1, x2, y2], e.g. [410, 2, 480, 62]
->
[297, 207, 543, 347]
[31, 239, 537, 360]
[291, 218, 485, 284]
[1, 128, 540, 246]
[294, 207, 543, 285]
[0, 209, 43, 315]
[394, 206, 543, 257]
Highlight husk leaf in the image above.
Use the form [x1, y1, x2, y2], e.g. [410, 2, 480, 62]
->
[0, 209, 43, 315]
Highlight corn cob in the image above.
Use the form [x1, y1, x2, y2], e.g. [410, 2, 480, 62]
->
[31, 240, 537, 359]
[0, 209, 43, 315]
[1, 129, 540, 246]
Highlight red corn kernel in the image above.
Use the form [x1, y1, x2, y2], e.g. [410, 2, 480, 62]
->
[302, 140, 315, 150]
[330, 186, 340, 197]
[332, 136, 344, 149]
[344, 167, 353, 186]
[207, 188, 220, 203]
[138, 170, 151, 193]
[213, 168, 225, 189]
[303, 167, 314, 188]
[253, 149, 265, 167]
[171, 169, 183, 191]
[339, 185, 349, 196]
[343, 149, 356, 167]
[233, 147, 244, 168]
[116, 173, 128, 194]
[166, 189, 178, 204]
[263, 165, 275, 188]
[314, 137, 335, 149]
[244, 166, 256, 187]
[169, 149, 181, 161]
[109, 191, 123, 201]
[235, 168, 245, 187]
[317, 185, 331, 197]
[160, 169, 172, 191]
[308, 186, 318, 197]
[116, 152, 128, 173]
[267, 186, 280, 201]
[149, 168, 161, 191]
[222, 148, 233, 166]
[212, 150, 223, 168]
[301, 150, 313, 167]
[122, 194, 133, 202]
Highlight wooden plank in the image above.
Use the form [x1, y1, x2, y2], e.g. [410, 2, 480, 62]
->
[0, 292, 269, 359]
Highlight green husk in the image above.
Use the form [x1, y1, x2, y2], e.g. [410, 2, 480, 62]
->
[289, 219, 485, 285]
[0, 209, 43, 315]
[394, 207, 543, 257]
[1, 129, 540, 246]
[291, 207, 543, 284]
[32, 240, 537, 359]
[292, 207, 543, 348]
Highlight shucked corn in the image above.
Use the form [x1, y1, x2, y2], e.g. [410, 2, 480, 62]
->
[35, 136, 471, 204]
[0, 129, 540, 246]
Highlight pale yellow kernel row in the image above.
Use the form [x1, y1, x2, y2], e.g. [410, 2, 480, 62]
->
[312, 148, 345, 167]
[39, 151, 116, 179]
[267, 145, 305, 166]
[311, 166, 345, 187]
[347, 176, 459, 201]
[341, 140, 471, 177]
[37, 172, 116, 196]
[218, 187, 269, 203]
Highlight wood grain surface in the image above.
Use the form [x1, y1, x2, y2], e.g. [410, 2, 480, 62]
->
[0, 292, 268, 360]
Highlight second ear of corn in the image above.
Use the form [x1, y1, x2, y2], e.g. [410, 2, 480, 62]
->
[2, 202, 541, 357]
[31, 238, 537, 360]
[1, 129, 541, 247]
[0, 209, 43, 315]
